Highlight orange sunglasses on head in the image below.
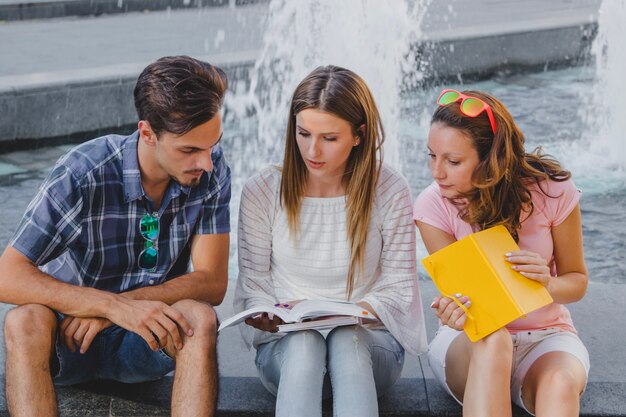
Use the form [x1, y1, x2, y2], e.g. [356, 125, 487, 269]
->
[436, 89, 497, 135]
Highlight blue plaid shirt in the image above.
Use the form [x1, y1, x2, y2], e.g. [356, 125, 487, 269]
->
[10, 131, 231, 293]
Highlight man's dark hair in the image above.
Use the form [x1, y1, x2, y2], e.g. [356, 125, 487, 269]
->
[133, 55, 228, 136]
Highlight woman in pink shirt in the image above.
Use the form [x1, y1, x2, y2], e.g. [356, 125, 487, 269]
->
[413, 89, 589, 417]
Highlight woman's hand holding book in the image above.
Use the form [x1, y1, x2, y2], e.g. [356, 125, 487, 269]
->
[431, 294, 472, 331]
[243, 300, 302, 333]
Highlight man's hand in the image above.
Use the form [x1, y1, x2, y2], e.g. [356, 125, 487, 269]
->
[108, 298, 194, 352]
[59, 316, 113, 353]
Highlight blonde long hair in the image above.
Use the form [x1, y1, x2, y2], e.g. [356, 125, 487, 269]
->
[432, 90, 571, 240]
[280, 66, 385, 299]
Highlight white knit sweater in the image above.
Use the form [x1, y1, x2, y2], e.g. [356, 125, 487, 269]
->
[234, 165, 428, 355]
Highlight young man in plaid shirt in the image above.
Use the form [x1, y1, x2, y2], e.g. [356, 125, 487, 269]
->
[0, 55, 231, 417]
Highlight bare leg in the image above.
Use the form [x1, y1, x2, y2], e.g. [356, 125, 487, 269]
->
[4, 304, 58, 417]
[165, 299, 218, 417]
[445, 327, 513, 417]
[521, 352, 587, 417]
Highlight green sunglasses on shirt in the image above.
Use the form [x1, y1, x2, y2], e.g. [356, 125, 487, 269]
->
[139, 212, 159, 271]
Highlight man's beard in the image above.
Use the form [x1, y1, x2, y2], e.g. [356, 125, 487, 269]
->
[170, 174, 202, 188]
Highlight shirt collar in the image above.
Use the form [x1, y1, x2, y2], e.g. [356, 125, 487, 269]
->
[122, 131, 144, 203]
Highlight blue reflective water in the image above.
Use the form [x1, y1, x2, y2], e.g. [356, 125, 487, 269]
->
[0, 67, 623, 284]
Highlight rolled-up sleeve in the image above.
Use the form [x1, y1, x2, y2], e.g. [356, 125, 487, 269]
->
[10, 164, 83, 265]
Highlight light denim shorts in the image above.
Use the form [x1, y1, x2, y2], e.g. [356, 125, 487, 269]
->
[52, 316, 174, 385]
[428, 326, 590, 415]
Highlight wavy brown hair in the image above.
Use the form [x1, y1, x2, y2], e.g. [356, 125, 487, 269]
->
[281, 65, 384, 299]
[431, 90, 571, 240]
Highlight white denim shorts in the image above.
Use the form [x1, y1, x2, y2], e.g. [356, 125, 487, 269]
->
[428, 326, 590, 415]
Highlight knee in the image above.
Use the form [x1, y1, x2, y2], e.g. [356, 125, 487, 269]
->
[172, 299, 217, 342]
[281, 330, 327, 366]
[327, 326, 372, 366]
[539, 367, 583, 398]
[471, 328, 512, 363]
[4, 304, 56, 352]
[327, 325, 365, 351]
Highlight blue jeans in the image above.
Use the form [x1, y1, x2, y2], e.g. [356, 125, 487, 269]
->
[52, 322, 175, 385]
[255, 326, 405, 417]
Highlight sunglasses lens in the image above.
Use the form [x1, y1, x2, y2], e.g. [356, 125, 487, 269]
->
[139, 246, 158, 270]
[461, 98, 484, 117]
[140, 214, 158, 240]
[139, 213, 159, 270]
[438, 91, 460, 105]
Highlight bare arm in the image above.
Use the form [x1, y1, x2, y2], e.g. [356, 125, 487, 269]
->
[508, 204, 587, 304]
[549, 204, 588, 303]
[122, 233, 229, 306]
[0, 246, 192, 352]
[415, 220, 456, 253]
[0, 246, 118, 316]
[415, 220, 469, 330]
[59, 233, 228, 353]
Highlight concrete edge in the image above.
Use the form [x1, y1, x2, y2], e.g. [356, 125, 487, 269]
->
[0, 63, 252, 151]
[0, 52, 258, 94]
[0, 0, 268, 22]
[416, 23, 597, 85]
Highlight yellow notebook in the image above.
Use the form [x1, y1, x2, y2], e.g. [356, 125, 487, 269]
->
[421, 225, 553, 342]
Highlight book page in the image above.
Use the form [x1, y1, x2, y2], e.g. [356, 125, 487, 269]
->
[289, 300, 374, 321]
[277, 316, 363, 332]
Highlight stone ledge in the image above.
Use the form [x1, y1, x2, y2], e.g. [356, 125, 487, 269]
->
[0, 19, 595, 148]
[0, 0, 266, 22]
[0, 1, 598, 147]
[1, 375, 624, 416]
[0, 64, 252, 151]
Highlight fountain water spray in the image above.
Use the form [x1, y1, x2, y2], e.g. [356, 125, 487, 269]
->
[574, 0, 626, 188]
[226, 0, 430, 177]
[592, 0, 626, 164]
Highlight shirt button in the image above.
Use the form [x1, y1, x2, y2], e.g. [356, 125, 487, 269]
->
[149, 279, 155, 285]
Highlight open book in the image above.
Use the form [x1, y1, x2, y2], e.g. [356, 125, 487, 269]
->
[421, 225, 553, 342]
[218, 300, 377, 333]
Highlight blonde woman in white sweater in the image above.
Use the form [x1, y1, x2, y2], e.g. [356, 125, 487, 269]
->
[234, 65, 427, 417]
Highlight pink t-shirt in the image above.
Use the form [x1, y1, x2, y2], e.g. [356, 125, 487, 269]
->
[413, 178, 582, 334]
